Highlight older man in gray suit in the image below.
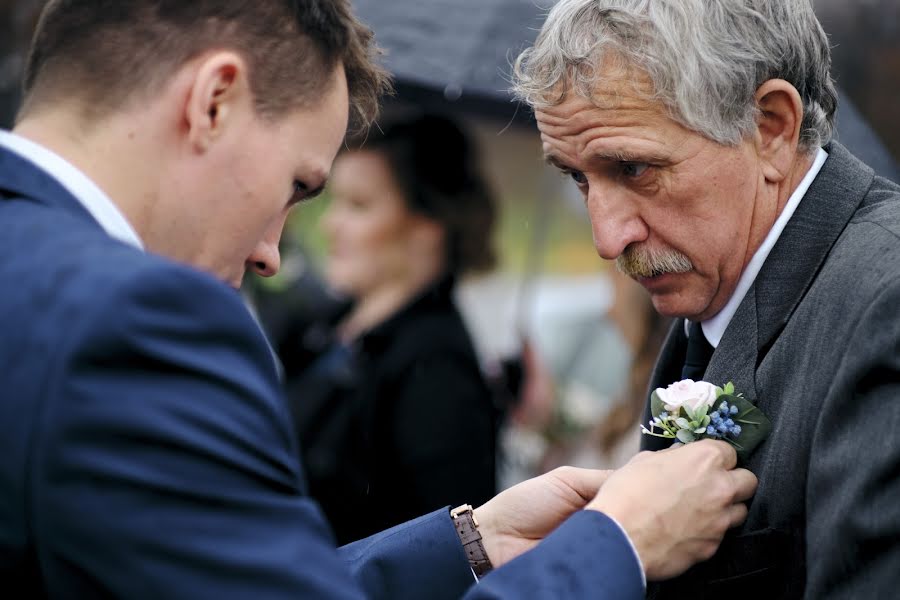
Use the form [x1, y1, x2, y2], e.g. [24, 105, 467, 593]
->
[514, 0, 900, 598]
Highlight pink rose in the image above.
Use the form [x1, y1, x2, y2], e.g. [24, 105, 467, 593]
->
[656, 379, 717, 414]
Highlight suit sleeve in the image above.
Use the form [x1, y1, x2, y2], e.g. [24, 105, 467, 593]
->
[805, 274, 900, 598]
[28, 263, 468, 599]
[339, 508, 475, 599]
[29, 261, 645, 600]
[463, 511, 644, 600]
[339, 508, 644, 600]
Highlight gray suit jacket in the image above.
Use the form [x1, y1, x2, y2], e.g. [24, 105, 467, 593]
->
[642, 143, 900, 600]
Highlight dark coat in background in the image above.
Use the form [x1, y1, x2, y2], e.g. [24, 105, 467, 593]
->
[285, 277, 497, 544]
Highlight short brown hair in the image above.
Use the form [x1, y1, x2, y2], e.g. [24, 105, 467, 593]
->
[20, 0, 391, 131]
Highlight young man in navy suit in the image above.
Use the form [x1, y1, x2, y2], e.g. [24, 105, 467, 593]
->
[0, 1, 756, 598]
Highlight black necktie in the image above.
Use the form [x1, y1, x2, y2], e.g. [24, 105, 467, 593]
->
[682, 320, 714, 381]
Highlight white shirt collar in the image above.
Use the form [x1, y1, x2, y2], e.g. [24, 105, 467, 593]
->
[0, 130, 143, 250]
[689, 147, 829, 347]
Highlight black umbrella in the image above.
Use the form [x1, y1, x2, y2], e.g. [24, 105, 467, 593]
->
[353, 0, 554, 124]
[353, 0, 899, 177]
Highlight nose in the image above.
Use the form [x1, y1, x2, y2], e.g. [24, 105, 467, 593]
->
[586, 183, 649, 260]
[246, 218, 285, 278]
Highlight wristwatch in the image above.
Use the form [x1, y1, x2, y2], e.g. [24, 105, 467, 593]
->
[450, 504, 493, 578]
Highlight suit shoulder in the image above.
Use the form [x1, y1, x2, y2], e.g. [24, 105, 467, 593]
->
[0, 207, 276, 409]
[12, 207, 253, 338]
[0, 200, 234, 328]
[67, 252, 276, 384]
[852, 175, 900, 242]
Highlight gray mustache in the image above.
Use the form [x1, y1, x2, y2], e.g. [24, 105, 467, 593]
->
[616, 245, 693, 278]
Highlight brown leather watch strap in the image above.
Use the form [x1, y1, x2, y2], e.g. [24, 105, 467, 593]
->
[450, 504, 493, 578]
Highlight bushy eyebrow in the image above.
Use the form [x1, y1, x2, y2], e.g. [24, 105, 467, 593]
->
[544, 149, 667, 170]
[544, 154, 571, 170]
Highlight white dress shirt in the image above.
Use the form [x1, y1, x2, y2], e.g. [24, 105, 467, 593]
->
[0, 130, 143, 250]
[689, 148, 829, 347]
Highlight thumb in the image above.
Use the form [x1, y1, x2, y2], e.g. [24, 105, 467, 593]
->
[548, 467, 613, 503]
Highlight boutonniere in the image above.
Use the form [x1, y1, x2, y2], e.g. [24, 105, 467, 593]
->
[641, 380, 772, 462]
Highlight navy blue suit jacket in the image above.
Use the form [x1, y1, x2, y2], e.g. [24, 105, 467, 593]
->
[0, 143, 642, 598]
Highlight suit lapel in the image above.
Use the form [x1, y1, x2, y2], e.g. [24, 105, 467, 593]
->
[642, 143, 872, 451]
[705, 287, 759, 395]
[707, 143, 870, 397]
[640, 319, 688, 451]
[642, 298, 761, 451]
[752, 143, 872, 358]
[0, 144, 97, 226]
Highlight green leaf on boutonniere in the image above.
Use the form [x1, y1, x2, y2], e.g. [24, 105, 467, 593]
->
[676, 429, 696, 444]
[718, 393, 772, 463]
[645, 383, 771, 464]
[650, 389, 665, 418]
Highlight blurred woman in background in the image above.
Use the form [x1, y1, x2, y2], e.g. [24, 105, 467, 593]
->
[503, 270, 671, 481]
[590, 272, 671, 467]
[283, 114, 499, 544]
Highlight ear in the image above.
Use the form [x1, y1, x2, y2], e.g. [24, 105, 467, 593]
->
[753, 79, 804, 184]
[183, 52, 251, 153]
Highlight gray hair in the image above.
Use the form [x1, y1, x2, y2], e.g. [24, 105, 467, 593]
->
[513, 0, 837, 151]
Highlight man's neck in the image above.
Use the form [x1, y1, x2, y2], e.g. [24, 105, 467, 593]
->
[698, 147, 828, 347]
[13, 108, 157, 244]
[743, 151, 817, 274]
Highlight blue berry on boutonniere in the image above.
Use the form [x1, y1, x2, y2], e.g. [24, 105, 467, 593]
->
[641, 380, 772, 463]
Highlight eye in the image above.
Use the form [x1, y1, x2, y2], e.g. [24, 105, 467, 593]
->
[620, 162, 650, 178]
[290, 180, 310, 205]
[568, 170, 588, 186]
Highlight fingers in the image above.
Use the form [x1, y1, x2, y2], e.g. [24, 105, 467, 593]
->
[549, 466, 613, 502]
[585, 441, 758, 581]
[687, 439, 738, 469]
[656, 442, 684, 454]
[726, 501, 749, 529]
[707, 439, 739, 470]
[728, 468, 758, 503]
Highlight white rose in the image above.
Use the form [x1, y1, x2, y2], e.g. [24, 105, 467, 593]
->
[656, 379, 717, 414]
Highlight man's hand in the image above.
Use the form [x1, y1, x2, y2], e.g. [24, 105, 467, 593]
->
[588, 440, 757, 580]
[474, 466, 612, 567]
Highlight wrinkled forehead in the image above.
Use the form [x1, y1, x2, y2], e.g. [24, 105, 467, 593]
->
[537, 56, 665, 123]
[535, 62, 667, 133]
[578, 53, 659, 105]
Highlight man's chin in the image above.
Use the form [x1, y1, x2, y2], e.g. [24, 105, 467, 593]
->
[631, 270, 689, 297]
[642, 279, 707, 320]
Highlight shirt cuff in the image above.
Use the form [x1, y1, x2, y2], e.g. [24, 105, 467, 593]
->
[604, 513, 647, 590]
